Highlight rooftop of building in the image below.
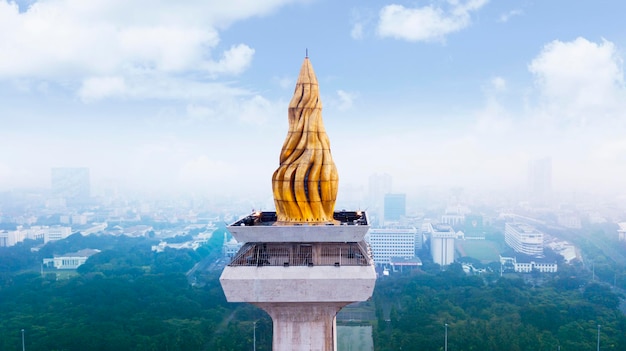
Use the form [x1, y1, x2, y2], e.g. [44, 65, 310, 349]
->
[506, 222, 543, 234]
[54, 248, 101, 258]
[433, 224, 454, 232]
[389, 256, 423, 266]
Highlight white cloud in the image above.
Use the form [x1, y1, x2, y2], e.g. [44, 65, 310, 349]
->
[593, 139, 626, 162]
[118, 26, 219, 72]
[78, 76, 127, 102]
[351, 23, 364, 40]
[528, 37, 625, 126]
[238, 95, 282, 125]
[449, 37, 626, 193]
[273, 76, 293, 89]
[336, 90, 356, 111]
[491, 76, 506, 92]
[377, 0, 488, 42]
[182, 93, 285, 126]
[186, 103, 217, 122]
[349, 7, 376, 41]
[0, 0, 301, 99]
[498, 9, 523, 23]
[203, 44, 255, 76]
[473, 97, 513, 134]
[75, 74, 252, 102]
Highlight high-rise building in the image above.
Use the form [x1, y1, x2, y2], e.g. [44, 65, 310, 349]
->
[528, 157, 552, 203]
[429, 224, 456, 266]
[368, 173, 392, 207]
[504, 223, 544, 256]
[383, 193, 406, 223]
[44, 225, 72, 243]
[51, 167, 91, 205]
[367, 173, 392, 226]
[366, 226, 418, 265]
[220, 57, 375, 351]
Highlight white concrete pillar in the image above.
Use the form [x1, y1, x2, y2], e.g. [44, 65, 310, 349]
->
[257, 302, 348, 351]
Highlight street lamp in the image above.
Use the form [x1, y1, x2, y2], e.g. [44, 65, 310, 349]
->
[444, 323, 448, 351]
[21, 329, 25, 351]
[597, 324, 600, 351]
[253, 321, 257, 351]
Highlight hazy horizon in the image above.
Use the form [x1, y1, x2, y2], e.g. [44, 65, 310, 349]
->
[2, 0, 625, 202]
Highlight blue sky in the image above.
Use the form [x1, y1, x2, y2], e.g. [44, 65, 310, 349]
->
[1, 0, 625, 204]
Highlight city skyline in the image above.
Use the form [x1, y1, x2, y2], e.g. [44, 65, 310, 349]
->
[1, 0, 625, 201]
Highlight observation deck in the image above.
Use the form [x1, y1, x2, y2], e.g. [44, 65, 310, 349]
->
[220, 211, 376, 304]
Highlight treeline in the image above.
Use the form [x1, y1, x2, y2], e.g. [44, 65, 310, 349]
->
[0, 227, 272, 351]
[373, 264, 626, 351]
[3, 226, 626, 350]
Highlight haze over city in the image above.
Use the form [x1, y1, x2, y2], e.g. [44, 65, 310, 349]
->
[1, 0, 625, 202]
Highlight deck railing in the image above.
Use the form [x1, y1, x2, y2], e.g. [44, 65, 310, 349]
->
[229, 242, 372, 267]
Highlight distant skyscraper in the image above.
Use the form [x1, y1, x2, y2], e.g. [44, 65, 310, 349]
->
[367, 173, 392, 222]
[528, 157, 552, 203]
[51, 168, 90, 205]
[383, 193, 406, 223]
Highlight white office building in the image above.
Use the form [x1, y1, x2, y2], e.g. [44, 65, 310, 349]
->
[0, 225, 72, 247]
[430, 224, 456, 266]
[500, 256, 558, 273]
[44, 226, 72, 243]
[0, 229, 26, 247]
[505, 223, 543, 256]
[43, 249, 101, 269]
[366, 226, 418, 265]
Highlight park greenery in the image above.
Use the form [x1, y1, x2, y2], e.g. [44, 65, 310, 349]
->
[0, 220, 625, 350]
[373, 264, 626, 350]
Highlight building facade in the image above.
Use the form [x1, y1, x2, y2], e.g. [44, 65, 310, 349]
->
[504, 223, 543, 256]
[383, 193, 406, 223]
[0, 225, 71, 247]
[43, 249, 101, 269]
[430, 224, 456, 266]
[366, 226, 418, 265]
[0, 229, 26, 247]
[44, 226, 72, 243]
[500, 256, 558, 273]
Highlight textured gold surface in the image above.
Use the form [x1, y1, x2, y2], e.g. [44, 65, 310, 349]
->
[272, 58, 338, 223]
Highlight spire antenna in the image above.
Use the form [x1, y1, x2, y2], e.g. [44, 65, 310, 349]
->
[306, 48, 308, 58]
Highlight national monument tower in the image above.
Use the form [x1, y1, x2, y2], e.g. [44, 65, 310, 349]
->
[220, 56, 376, 351]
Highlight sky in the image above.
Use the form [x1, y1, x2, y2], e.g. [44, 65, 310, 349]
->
[1, 0, 626, 204]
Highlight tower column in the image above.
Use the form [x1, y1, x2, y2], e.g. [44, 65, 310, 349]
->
[220, 57, 375, 351]
[257, 302, 347, 351]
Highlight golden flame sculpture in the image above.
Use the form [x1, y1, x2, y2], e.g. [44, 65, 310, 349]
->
[272, 57, 338, 223]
